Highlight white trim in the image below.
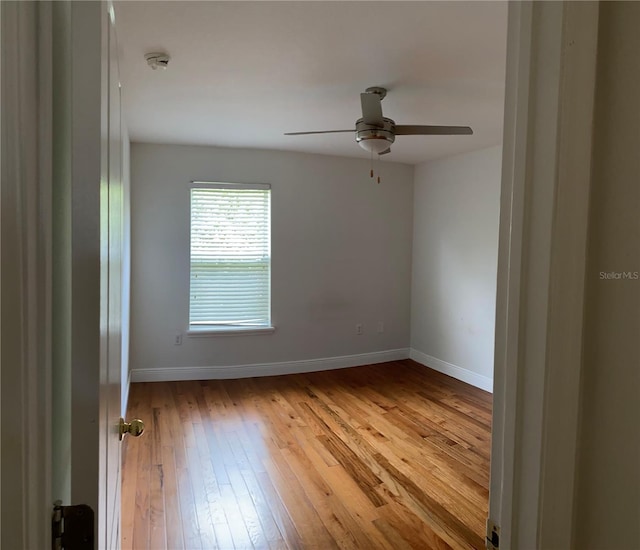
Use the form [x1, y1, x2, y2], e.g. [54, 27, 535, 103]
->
[409, 350, 493, 393]
[537, 3, 599, 548]
[131, 348, 410, 382]
[490, 2, 600, 549]
[0, 1, 3, 537]
[187, 326, 276, 337]
[1, 2, 53, 547]
[1, 2, 53, 548]
[490, 3, 533, 544]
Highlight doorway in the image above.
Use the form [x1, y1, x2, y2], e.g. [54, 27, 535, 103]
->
[0, 1, 604, 548]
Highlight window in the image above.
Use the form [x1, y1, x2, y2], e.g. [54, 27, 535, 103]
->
[189, 182, 271, 331]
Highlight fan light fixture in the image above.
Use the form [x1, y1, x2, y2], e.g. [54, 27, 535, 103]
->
[358, 138, 391, 155]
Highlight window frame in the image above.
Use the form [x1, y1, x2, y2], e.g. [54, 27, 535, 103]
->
[187, 181, 274, 336]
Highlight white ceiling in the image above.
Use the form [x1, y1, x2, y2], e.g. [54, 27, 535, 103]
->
[115, 1, 507, 165]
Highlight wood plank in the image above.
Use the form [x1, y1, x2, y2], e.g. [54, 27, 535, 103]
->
[160, 445, 184, 550]
[379, 499, 453, 550]
[374, 452, 485, 549]
[284, 427, 390, 549]
[176, 467, 203, 550]
[261, 441, 339, 548]
[148, 464, 166, 549]
[131, 384, 151, 550]
[239, 465, 285, 545]
[185, 443, 217, 548]
[255, 470, 304, 549]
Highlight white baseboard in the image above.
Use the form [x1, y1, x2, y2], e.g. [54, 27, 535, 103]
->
[130, 348, 411, 383]
[409, 349, 493, 393]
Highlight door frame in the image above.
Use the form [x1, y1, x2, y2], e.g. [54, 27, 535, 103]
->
[1, 1, 107, 548]
[1, 1, 601, 549]
[1, 1, 54, 547]
[490, 2, 599, 548]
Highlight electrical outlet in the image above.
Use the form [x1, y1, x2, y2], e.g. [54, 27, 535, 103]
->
[174, 333, 182, 345]
[377, 321, 384, 333]
[356, 323, 363, 335]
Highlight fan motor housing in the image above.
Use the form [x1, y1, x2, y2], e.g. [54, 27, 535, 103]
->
[355, 117, 396, 146]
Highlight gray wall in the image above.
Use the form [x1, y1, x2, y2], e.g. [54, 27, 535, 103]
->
[130, 143, 414, 372]
[574, 3, 640, 547]
[410, 146, 501, 391]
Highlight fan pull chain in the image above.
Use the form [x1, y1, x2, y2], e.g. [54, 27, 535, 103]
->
[377, 154, 382, 184]
[368, 151, 382, 183]
[368, 150, 383, 183]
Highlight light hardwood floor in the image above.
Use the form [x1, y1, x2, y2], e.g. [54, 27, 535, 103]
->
[121, 360, 492, 549]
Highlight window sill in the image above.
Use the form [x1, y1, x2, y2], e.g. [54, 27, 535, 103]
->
[187, 326, 276, 337]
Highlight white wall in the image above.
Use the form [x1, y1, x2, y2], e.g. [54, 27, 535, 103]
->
[574, 3, 640, 547]
[130, 143, 414, 378]
[410, 146, 501, 392]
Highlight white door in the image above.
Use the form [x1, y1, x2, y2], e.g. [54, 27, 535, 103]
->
[50, 2, 126, 548]
[104, 4, 126, 547]
[1, 1, 128, 547]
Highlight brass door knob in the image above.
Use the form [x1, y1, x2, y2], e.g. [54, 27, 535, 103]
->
[119, 417, 145, 441]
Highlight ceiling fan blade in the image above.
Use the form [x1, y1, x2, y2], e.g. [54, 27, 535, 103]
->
[284, 129, 355, 135]
[394, 125, 473, 136]
[379, 147, 391, 155]
[360, 93, 384, 127]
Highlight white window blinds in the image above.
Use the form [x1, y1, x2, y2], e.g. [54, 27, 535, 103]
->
[189, 183, 271, 328]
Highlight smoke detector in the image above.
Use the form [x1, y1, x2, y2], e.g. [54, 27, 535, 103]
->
[145, 52, 170, 70]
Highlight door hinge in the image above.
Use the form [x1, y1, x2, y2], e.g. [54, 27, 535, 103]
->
[486, 518, 500, 550]
[52, 500, 94, 550]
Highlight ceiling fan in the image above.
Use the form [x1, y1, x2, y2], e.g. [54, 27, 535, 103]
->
[285, 87, 473, 155]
